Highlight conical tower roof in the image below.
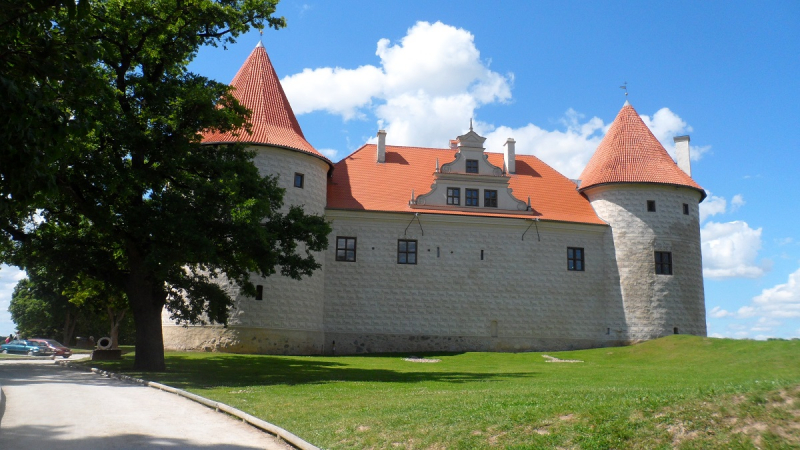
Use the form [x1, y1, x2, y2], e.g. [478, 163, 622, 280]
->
[203, 42, 331, 166]
[578, 102, 704, 199]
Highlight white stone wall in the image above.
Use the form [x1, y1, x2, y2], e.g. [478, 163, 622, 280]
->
[251, 146, 329, 216]
[584, 184, 706, 340]
[323, 210, 626, 354]
[163, 146, 330, 354]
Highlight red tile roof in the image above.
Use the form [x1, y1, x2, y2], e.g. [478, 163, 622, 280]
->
[578, 103, 704, 199]
[203, 42, 331, 166]
[327, 145, 605, 225]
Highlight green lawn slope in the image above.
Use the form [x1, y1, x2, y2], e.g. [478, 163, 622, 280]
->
[87, 336, 800, 449]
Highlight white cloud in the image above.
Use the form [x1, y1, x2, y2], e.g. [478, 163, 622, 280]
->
[730, 194, 745, 212]
[700, 193, 727, 223]
[282, 21, 512, 148]
[709, 306, 734, 318]
[483, 110, 606, 178]
[701, 220, 765, 279]
[318, 148, 339, 160]
[282, 20, 708, 180]
[282, 65, 384, 120]
[750, 267, 800, 319]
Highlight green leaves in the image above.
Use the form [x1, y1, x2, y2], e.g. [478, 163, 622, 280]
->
[2, 0, 328, 370]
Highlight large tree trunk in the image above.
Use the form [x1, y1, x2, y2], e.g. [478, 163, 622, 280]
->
[107, 307, 125, 349]
[62, 308, 78, 346]
[126, 247, 167, 371]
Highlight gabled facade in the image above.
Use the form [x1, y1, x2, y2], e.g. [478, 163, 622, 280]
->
[162, 44, 707, 355]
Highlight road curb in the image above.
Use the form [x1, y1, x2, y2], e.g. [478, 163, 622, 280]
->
[0, 382, 5, 425]
[55, 360, 319, 450]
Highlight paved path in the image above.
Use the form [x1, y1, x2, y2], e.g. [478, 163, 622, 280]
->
[0, 358, 293, 449]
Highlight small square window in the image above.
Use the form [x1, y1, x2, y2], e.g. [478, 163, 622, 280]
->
[294, 173, 304, 188]
[397, 239, 417, 264]
[567, 247, 584, 271]
[466, 159, 479, 174]
[647, 200, 656, 212]
[683, 203, 689, 215]
[655, 251, 672, 275]
[465, 188, 479, 206]
[255, 285, 263, 300]
[484, 190, 498, 207]
[336, 237, 357, 262]
[447, 187, 460, 205]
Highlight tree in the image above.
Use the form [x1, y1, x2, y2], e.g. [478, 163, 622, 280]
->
[9, 278, 62, 339]
[1, 1, 331, 371]
[64, 274, 130, 349]
[0, 0, 93, 229]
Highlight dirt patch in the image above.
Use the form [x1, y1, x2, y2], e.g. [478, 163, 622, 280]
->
[403, 356, 441, 363]
[542, 355, 583, 363]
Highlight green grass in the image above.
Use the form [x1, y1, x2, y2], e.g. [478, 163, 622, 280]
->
[84, 336, 800, 449]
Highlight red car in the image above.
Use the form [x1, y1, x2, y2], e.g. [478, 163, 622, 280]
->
[28, 339, 72, 358]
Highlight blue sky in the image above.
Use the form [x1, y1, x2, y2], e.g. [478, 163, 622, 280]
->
[2, 1, 799, 339]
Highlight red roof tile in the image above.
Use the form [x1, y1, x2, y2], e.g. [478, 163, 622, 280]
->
[327, 145, 605, 225]
[203, 42, 331, 166]
[578, 103, 704, 199]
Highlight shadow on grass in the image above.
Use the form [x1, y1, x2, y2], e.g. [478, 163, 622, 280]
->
[87, 353, 539, 389]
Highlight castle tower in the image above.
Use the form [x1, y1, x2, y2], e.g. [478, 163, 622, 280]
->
[163, 42, 332, 354]
[578, 102, 707, 341]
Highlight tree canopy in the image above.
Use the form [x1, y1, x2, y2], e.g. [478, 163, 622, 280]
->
[1, 0, 331, 371]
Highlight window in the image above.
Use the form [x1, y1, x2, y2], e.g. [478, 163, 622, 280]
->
[447, 187, 460, 205]
[647, 200, 656, 212]
[466, 159, 479, 174]
[567, 247, 584, 271]
[255, 285, 263, 301]
[683, 203, 689, 215]
[336, 237, 357, 262]
[294, 173, 304, 188]
[655, 251, 672, 275]
[465, 188, 479, 206]
[484, 190, 498, 207]
[673, 327, 679, 334]
[397, 239, 417, 264]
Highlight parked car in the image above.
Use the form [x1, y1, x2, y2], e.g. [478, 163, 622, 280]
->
[28, 338, 73, 358]
[0, 339, 54, 356]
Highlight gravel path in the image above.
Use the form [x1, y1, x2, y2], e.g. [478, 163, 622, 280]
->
[0, 358, 293, 449]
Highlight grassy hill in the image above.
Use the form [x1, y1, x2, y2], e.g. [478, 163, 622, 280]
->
[90, 336, 800, 449]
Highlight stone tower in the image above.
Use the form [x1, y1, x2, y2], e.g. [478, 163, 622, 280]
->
[162, 42, 332, 353]
[578, 102, 707, 341]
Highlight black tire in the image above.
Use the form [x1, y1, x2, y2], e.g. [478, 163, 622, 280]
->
[63, 355, 70, 359]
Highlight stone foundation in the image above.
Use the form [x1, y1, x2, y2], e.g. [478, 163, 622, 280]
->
[162, 325, 325, 355]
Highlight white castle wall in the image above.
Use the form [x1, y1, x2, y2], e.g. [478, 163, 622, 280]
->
[322, 210, 628, 354]
[163, 146, 330, 354]
[584, 184, 706, 340]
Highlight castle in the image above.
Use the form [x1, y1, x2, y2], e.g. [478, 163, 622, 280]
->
[162, 42, 707, 355]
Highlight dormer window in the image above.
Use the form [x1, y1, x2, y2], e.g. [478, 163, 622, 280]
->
[484, 190, 497, 207]
[466, 159, 479, 174]
[447, 187, 460, 205]
[465, 189, 479, 206]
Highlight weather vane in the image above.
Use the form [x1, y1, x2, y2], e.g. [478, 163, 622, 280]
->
[620, 82, 628, 99]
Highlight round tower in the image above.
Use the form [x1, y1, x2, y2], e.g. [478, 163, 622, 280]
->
[162, 41, 332, 354]
[578, 102, 706, 341]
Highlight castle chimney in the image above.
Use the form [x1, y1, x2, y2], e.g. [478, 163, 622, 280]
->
[504, 138, 516, 174]
[377, 129, 386, 163]
[674, 135, 691, 176]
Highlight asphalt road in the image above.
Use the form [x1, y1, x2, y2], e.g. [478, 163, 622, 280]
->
[0, 357, 293, 449]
